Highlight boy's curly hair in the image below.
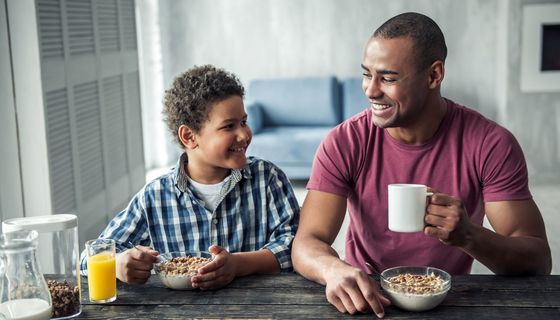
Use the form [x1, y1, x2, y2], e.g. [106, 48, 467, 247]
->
[163, 65, 245, 147]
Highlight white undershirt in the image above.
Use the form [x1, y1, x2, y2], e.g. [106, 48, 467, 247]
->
[187, 177, 226, 212]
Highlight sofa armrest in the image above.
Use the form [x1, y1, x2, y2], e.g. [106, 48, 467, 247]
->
[245, 100, 263, 134]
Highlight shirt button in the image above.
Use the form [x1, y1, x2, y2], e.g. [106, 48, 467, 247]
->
[212, 218, 218, 225]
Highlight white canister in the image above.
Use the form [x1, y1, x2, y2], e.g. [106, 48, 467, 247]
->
[2, 214, 81, 319]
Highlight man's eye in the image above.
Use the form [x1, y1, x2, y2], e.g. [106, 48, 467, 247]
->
[362, 73, 372, 79]
[382, 77, 396, 83]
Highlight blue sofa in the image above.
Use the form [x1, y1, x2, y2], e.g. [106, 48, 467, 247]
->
[245, 76, 368, 180]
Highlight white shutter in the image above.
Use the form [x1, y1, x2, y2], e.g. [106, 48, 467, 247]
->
[45, 88, 77, 214]
[8, 0, 144, 245]
[97, 0, 120, 52]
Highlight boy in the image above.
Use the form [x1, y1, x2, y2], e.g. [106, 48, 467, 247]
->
[80, 65, 300, 289]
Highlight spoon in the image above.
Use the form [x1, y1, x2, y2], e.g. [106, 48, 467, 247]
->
[365, 261, 381, 277]
[127, 241, 141, 250]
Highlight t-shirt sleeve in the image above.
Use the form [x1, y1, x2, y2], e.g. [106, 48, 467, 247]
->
[307, 125, 357, 198]
[479, 125, 532, 202]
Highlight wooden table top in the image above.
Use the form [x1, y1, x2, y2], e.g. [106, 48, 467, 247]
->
[77, 273, 560, 319]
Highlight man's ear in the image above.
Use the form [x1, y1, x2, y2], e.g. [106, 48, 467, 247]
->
[428, 60, 445, 89]
[178, 125, 197, 149]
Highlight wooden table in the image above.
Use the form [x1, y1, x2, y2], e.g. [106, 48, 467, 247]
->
[78, 273, 560, 319]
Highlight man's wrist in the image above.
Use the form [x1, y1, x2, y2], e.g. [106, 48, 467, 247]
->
[322, 257, 346, 282]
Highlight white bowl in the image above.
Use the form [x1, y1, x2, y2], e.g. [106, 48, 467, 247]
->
[153, 251, 212, 290]
[380, 266, 451, 312]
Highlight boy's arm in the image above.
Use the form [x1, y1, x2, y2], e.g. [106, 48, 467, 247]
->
[232, 249, 280, 276]
[79, 191, 151, 274]
[260, 166, 301, 271]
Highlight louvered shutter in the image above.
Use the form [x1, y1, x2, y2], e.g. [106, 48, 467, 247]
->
[9, 0, 144, 245]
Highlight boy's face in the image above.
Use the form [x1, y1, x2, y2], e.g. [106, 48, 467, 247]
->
[187, 95, 252, 182]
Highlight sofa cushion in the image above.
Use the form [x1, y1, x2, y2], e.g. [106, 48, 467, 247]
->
[341, 78, 370, 120]
[245, 101, 263, 134]
[248, 76, 341, 126]
[248, 126, 331, 165]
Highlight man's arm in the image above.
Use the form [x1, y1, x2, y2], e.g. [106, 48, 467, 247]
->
[292, 190, 390, 318]
[473, 199, 551, 274]
[425, 195, 552, 275]
[292, 190, 347, 283]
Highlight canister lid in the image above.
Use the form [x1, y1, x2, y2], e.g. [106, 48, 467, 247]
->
[2, 214, 78, 233]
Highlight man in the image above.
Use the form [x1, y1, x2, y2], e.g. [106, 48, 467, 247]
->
[292, 12, 551, 318]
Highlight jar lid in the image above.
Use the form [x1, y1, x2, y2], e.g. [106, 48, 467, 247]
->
[2, 214, 78, 233]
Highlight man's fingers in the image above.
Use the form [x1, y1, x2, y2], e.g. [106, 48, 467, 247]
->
[429, 193, 461, 207]
[356, 275, 385, 318]
[336, 290, 356, 314]
[379, 293, 391, 306]
[326, 293, 347, 313]
[424, 225, 449, 240]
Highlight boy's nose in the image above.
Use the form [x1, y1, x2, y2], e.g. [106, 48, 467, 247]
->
[237, 127, 251, 141]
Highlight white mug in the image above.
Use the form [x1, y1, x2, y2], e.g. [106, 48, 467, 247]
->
[388, 184, 433, 232]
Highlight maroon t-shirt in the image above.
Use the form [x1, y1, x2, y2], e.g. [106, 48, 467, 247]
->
[307, 98, 531, 275]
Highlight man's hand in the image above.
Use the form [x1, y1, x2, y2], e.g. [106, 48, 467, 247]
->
[324, 261, 390, 318]
[116, 245, 159, 284]
[191, 245, 237, 290]
[424, 191, 474, 246]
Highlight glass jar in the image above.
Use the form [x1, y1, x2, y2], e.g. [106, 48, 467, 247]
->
[2, 214, 81, 319]
[0, 230, 52, 320]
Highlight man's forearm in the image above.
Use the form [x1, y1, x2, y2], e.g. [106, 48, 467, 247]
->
[461, 224, 552, 275]
[292, 236, 345, 285]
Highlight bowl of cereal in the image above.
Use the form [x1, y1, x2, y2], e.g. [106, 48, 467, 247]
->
[380, 266, 451, 312]
[154, 251, 213, 290]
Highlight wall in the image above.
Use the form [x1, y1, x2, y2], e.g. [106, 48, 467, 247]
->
[148, 0, 559, 182]
[0, 0, 24, 222]
[504, 0, 560, 183]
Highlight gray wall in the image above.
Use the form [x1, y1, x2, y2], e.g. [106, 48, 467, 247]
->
[505, 0, 560, 183]
[152, 0, 560, 183]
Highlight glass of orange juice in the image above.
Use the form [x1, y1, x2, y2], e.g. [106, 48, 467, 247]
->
[85, 238, 117, 303]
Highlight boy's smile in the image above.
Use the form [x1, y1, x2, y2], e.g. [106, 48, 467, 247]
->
[185, 95, 252, 184]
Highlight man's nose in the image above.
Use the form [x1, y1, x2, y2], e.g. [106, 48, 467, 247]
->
[364, 78, 382, 99]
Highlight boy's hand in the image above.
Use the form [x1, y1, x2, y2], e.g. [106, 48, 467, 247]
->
[191, 245, 238, 290]
[116, 245, 159, 284]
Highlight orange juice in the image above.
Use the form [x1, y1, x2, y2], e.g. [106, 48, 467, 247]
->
[87, 252, 116, 302]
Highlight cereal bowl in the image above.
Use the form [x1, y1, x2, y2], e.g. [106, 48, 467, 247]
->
[380, 266, 451, 312]
[153, 251, 213, 290]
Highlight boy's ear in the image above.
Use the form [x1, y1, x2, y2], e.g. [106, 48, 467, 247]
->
[178, 125, 197, 149]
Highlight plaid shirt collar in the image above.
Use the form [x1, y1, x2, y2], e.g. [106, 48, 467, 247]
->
[173, 153, 253, 194]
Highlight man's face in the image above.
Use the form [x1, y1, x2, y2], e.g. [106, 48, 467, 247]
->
[361, 36, 431, 129]
[190, 95, 252, 178]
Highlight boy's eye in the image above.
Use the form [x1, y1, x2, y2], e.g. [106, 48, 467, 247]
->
[241, 120, 248, 126]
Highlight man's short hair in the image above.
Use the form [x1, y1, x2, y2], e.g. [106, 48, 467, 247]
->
[373, 12, 447, 70]
[163, 65, 245, 147]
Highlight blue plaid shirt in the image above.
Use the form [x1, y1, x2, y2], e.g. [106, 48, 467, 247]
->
[80, 154, 300, 273]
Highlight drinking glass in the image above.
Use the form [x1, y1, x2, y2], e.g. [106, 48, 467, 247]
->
[85, 239, 117, 303]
